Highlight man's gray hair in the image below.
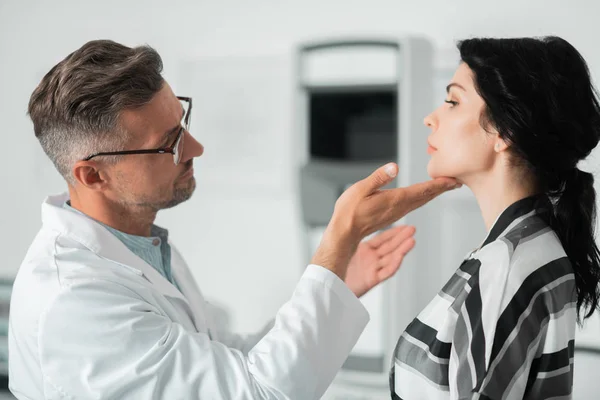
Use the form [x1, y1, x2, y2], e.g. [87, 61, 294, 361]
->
[28, 40, 165, 184]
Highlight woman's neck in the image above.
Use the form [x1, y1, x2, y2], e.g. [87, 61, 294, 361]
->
[466, 166, 537, 232]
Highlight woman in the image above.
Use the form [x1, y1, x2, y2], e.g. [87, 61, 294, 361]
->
[390, 36, 600, 399]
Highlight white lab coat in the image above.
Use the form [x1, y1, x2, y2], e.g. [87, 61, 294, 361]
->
[8, 194, 369, 399]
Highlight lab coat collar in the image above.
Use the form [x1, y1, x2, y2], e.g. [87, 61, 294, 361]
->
[41, 193, 188, 303]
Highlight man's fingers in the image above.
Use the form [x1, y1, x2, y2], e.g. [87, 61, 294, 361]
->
[378, 236, 416, 266]
[331, 170, 459, 248]
[377, 260, 402, 282]
[375, 226, 416, 257]
[404, 178, 459, 203]
[366, 225, 411, 249]
[387, 178, 459, 218]
[377, 237, 416, 281]
[356, 163, 398, 196]
[377, 238, 415, 282]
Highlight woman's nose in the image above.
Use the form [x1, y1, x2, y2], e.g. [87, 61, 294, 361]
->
[423, 112, 435, 128]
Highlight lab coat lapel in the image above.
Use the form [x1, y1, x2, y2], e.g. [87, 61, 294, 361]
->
[126, 252, 187, 303]
[169, 246, 210, 334]
[119, 252, 201, 332]
[42, 193, 189, 304]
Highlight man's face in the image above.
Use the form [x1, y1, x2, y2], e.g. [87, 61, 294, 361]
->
[104, 82, 204, 211]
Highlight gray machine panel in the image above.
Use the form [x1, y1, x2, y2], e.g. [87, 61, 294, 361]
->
[300, 160, 395, 226]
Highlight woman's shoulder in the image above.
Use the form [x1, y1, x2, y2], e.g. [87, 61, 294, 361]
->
[480, 213, 566, 260]
[476, 214, 573, 291]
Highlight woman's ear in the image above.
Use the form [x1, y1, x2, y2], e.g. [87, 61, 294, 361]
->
[494, 139, 509, 152]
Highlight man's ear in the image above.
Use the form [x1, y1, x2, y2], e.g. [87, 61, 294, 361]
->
[72, 161, 109, 190]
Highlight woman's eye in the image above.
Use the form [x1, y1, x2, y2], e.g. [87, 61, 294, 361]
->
[445, 100, 458, 107]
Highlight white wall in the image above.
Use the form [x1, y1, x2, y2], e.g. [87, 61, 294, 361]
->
[2, 0, 600, 335]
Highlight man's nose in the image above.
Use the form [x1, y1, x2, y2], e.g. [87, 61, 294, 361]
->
[180, 130, 204, 163]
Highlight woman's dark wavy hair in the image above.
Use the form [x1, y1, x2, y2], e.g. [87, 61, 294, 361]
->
[459, 36, 600, 321]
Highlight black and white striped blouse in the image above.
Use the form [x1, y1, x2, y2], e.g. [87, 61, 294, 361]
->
[390, 196, 576, 399]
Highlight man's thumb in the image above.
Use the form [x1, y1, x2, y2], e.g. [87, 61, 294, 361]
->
[361, 163, 398, 194]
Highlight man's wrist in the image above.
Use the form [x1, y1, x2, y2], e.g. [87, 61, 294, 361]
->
[310, 221, 358, 281]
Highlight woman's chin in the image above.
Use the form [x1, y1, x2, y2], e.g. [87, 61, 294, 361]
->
[427, 163, 443, 179]
[427, 164, 460, 182]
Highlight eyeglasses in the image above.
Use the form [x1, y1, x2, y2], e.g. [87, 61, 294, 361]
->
[82, 96, 192, 166]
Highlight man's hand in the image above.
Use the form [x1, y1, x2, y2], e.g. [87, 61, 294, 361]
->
[345, 225, 416, 298]
[311, 162, 459, 282]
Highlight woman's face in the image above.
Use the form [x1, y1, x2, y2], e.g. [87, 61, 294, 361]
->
[425, 63, 498, 183]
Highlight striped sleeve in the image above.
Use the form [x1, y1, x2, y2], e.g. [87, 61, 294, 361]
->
[449, 232, 576, 400]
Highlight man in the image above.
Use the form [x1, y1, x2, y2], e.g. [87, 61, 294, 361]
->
[8, 40, 458, 399]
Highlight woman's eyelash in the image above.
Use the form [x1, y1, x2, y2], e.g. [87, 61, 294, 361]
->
[445, 100, 458, 106]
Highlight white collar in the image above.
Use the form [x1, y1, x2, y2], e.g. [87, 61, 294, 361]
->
[42, 193, 186, 302]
